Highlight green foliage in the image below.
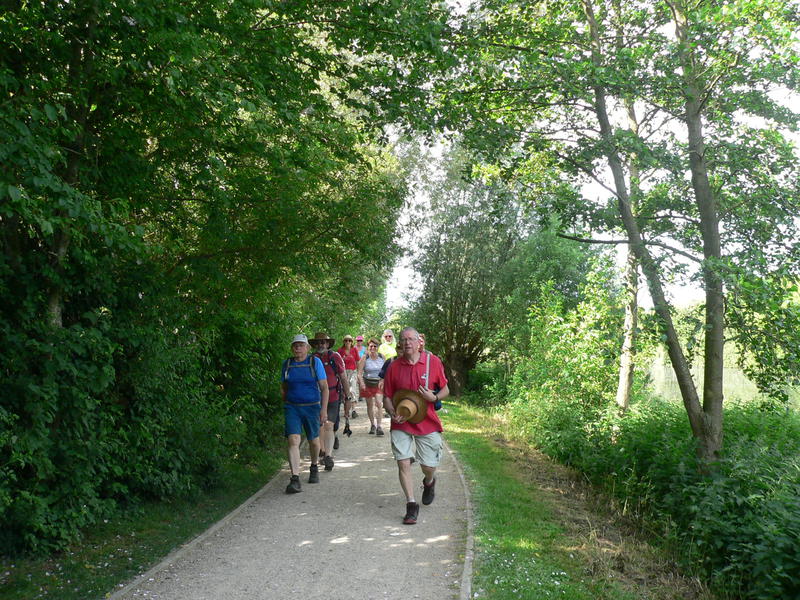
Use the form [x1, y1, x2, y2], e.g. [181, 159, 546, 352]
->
[472, 250, 800, 598]
[503, 339, 800, 600]
[404, 145, 598, 393]
[1, 0, 448, 553]
[444, 402, 642, 600]
[0, 452, 283, 600]
[431, 0, 800, 464]
[725, 270, 800, 405]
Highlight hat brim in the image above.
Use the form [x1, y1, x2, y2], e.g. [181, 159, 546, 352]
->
[392, 389, 429, 424]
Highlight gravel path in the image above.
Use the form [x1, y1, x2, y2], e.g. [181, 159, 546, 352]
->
[109, 408, 473, 600]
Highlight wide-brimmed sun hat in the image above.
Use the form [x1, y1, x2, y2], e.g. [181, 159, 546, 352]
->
[343, 334, 354, 342]
[356, 335, 364, 341]
[310, 332, 335, 346]
[393, 389, 429, 424]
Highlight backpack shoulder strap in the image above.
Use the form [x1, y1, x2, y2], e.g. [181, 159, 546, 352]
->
[425, 351, 431, 387]
[309, 356, 318, 379]
[325, 350, 339, 374]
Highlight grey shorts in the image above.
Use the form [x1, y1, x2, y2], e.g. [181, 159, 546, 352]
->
[390, 430, 443, 467]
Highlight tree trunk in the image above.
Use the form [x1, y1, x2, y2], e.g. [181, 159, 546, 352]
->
[46, 4, 97, 328]
[444, 352, 466, 397]
[582, 0, 709, 461]
[614, 91, 642, 413]
[671, 1, 725, 462]
[615, 246, 638, 411]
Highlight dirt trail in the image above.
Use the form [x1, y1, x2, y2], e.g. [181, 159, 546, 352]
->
[109, 411, 473, 600]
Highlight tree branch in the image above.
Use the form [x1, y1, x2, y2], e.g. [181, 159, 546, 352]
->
[556, 233, 703, 263]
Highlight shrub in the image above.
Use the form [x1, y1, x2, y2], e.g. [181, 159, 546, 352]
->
[507, 390, 800, 600]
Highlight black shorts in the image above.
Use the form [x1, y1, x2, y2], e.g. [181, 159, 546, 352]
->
[327, 400, 340, 431]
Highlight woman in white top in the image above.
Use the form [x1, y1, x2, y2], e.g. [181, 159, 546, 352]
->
[357, 337, 386, 435]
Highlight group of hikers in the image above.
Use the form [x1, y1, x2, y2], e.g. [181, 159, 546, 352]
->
[280, 326, 449, 525]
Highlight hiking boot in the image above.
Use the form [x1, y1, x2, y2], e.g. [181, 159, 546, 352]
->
[286, 475, 302, 494]
[351, 410, 358, 418]
[403, 502, 419, 525]
[422, 478, 436, 505]
[334, 435, 339, 450]
[308, 464, 319, 484]
[368, 424, 376, 434]
[323, 455, 334, 471]
[376, 427, 384, 436]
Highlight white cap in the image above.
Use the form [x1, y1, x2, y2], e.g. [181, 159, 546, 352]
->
[292, 334, 308, 345]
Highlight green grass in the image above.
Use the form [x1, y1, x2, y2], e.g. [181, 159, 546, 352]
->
[0, 452, 284, 600]
[443, 401, 640, 600]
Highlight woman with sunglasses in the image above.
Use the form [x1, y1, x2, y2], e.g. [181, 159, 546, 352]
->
[357, 338, 387, 435]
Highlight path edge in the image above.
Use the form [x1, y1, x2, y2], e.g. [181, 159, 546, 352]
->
[105, 469, 281, 600]
[444, 438, 475, 600]
[106, 439, 474, 600]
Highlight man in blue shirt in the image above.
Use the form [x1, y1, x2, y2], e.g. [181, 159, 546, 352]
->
[281, 334, 329, 493]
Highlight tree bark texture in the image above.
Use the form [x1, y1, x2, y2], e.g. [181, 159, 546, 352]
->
[582, 0, 711, 459]
[671, 1, 725, 462]
[615, 246, 638, 411]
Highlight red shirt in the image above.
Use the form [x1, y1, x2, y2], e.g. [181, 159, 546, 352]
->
[315, 351, 346, 403]
[337, 346, 360, 371]
[383, 351, 448, 435]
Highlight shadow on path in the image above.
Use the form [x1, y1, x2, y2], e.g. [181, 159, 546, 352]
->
[110, 408, 473, 600]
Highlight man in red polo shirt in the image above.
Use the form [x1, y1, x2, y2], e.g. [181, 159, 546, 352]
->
[382, 326, 450, 525]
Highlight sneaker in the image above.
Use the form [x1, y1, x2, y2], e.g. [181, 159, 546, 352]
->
[308, 464, 319, 484]
[376, 427, 384, 436]
[286, 475, 302, 494]
[333, 435, 339, 450]
[368, 424, 376, 434]
[351, 410, 358, 418]
[402, 502, 419, 525]
[323, 455, 334, 471]
[422, 478, 436, 505]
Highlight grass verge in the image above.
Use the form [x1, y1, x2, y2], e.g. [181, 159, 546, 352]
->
[442, 400, 713, 600]
[0, 451, 284, 600]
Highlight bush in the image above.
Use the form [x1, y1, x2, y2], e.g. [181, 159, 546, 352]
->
[485, 270, 800, 598]
[0, 295, 257, 553]
[465, 361, 509, 406]
[507, 390, 800, 600]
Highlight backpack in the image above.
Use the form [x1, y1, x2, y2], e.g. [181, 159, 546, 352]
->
[283, 353, 344, 399]
[283, 356, 317, 381]
[320, 350, 344, 399]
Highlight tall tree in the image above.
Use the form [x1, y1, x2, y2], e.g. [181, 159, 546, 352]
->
[431, 0, 800, 461]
